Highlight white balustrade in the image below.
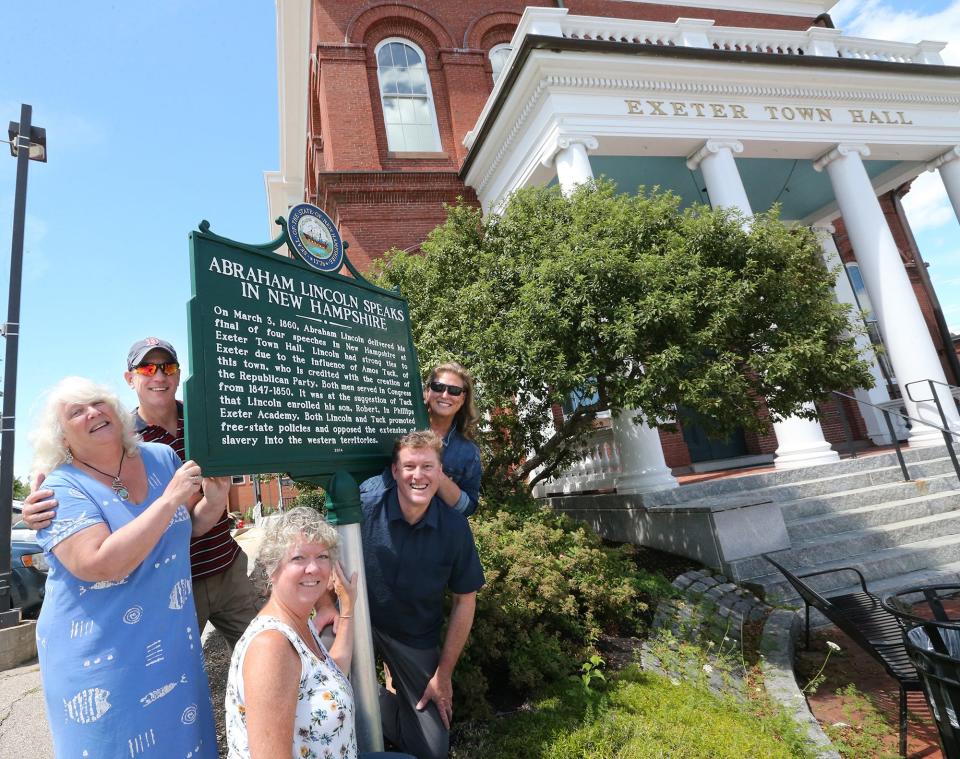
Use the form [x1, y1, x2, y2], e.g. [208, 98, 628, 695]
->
[513, 8, 945, 66]
[530, 424, 623, 496]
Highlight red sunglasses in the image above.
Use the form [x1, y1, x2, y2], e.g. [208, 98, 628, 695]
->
[132, 362, 180, 377]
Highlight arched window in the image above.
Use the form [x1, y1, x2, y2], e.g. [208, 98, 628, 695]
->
[375, 39, 442, 153]
[489, 43, 512, 84]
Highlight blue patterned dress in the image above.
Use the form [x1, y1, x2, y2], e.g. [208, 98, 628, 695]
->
[36, 442, 216, 759]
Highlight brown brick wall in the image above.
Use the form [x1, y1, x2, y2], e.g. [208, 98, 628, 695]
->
[659, 426, 692, 469]
[307, 0, 823, 263]
[564, 1, 819, 29]
[227, 477, 300, 514]
[817, 395, 867, 450]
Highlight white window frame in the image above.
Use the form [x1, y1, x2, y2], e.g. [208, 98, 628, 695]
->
[375, 38, 442, 153]
[489, 43, 512, 84]
[230, 475, 246, 485]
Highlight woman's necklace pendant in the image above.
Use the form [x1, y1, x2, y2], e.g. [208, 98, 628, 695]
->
[112, 478, 129, 499]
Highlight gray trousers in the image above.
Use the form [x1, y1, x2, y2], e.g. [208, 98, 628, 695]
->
[373, 627, 449, 759]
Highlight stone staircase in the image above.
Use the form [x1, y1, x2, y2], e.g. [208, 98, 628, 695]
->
[642, 444, 960, 609]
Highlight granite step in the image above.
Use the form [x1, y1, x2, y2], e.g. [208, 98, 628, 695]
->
[731, 507, 960, 584]
[645, 445, 955, 506]
[744, 531, 960, 602]
[785, 489, 960, 541]
[777, 472, 960, 521]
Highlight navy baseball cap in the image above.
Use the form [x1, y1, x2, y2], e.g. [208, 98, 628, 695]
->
[127, 337, 178, 370]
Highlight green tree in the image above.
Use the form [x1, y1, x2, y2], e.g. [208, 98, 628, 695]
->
[12, 477, 28, 501]
[373, 180, 873, 494]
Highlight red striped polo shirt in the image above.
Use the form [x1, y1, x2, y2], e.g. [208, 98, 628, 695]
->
[134, 404, 242, 580]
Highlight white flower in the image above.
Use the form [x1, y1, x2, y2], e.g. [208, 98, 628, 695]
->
[702, 664, 714, 674]
[670, 678, 680, 686]
[707, 641, 715, 648]
[832, 721, 850, 729]
[827, 641, 842, 653]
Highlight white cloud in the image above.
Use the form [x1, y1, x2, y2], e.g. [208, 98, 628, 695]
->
[902, 171, 955, 232]
[831, 0, 960, 65]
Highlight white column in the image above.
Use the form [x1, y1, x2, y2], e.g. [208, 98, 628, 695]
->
[612, 411, 679, 494]
[686, 140, 751, 216]
[816, 144, 960, 444]
[814, 226, 904, 445]
[928, 146, 960, 223]
[542, 134, 599, 195]
[688, 140, 839, 468]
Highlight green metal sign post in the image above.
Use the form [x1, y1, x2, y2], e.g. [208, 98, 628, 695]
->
[185, 207, 426, 752]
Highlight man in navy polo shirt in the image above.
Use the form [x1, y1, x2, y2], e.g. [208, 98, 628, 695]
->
[360, 430, 484, 759]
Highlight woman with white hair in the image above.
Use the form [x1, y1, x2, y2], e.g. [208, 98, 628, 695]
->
[225, 507, 356, 757]
[31, 376, 224, 757]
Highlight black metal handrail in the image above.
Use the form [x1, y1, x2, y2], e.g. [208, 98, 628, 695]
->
[905, 379, 960, 481]
[831, 389, 960, 484]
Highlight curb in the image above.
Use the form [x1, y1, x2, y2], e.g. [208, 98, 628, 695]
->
[0, 620, 37, 671]
[760, 608, 840, 759]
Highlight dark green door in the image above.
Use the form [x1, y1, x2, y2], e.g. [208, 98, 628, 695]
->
[680, 409, 748, 463]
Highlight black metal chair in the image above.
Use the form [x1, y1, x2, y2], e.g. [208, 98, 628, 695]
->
[883, 585, 960, 759]
[764, 554, 922, 756]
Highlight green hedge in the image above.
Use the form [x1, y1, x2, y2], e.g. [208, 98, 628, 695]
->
[455, 498, 675, 718]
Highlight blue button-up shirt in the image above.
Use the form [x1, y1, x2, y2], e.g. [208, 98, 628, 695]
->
[439, 426, 481, 516]
[359, 480, 485, 649]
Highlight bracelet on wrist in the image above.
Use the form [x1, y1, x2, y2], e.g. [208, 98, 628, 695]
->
[338, 614, 353, 619]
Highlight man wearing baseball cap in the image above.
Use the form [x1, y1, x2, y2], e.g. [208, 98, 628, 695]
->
[23, 337, 258, 648]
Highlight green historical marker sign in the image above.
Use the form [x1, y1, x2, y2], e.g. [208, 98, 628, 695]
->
[184, 206, 427, 485]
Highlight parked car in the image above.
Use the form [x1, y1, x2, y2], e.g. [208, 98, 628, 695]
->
[10, 527, 47, 616]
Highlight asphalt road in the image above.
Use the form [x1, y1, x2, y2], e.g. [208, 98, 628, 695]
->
[0, 527, 264, 759]
[0, 658, 53, 758]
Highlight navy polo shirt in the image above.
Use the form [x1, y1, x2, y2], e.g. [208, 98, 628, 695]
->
[359, 481, 485, 649]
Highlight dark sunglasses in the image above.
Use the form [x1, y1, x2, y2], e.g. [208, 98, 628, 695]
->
[132, 362, 180, 377]
[429, 380, 464, 397]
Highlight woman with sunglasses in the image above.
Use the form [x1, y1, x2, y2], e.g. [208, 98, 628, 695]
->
[362, 363, 481, 517]
[30, 376, 224, 757]
[420, 362, 482, 516]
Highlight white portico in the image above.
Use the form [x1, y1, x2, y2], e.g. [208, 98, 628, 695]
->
[462, 5, 960, 488]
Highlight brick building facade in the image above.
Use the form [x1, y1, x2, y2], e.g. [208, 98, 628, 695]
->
[268, 0, 960, 478]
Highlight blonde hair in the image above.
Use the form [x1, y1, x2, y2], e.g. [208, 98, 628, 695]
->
[259, 507, 340, 578]
[427, 362, 479, 440]
[391, 429, 444, 463]
[30, 376, 140, 479]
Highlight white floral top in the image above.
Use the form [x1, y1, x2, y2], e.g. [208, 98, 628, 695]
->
[225, 615, 357, 759]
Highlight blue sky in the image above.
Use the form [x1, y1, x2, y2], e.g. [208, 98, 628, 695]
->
[0, 1, 958, 478]
[0, 2, 278, 477]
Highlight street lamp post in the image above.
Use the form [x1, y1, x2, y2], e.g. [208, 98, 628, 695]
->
[0, 104, 46, 628]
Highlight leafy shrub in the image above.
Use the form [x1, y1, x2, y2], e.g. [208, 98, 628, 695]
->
[454, 497, 675, 717]
[291, 483, 326, 513]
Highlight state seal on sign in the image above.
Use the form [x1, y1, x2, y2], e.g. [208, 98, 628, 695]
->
[287, 204, 344, 272]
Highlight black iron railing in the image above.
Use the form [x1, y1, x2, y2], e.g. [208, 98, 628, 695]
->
[905, 379, 960, 480]
[831, 384, 960, 484]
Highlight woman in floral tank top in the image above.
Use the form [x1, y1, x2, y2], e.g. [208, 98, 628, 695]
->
[225, 508, 358, 758]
